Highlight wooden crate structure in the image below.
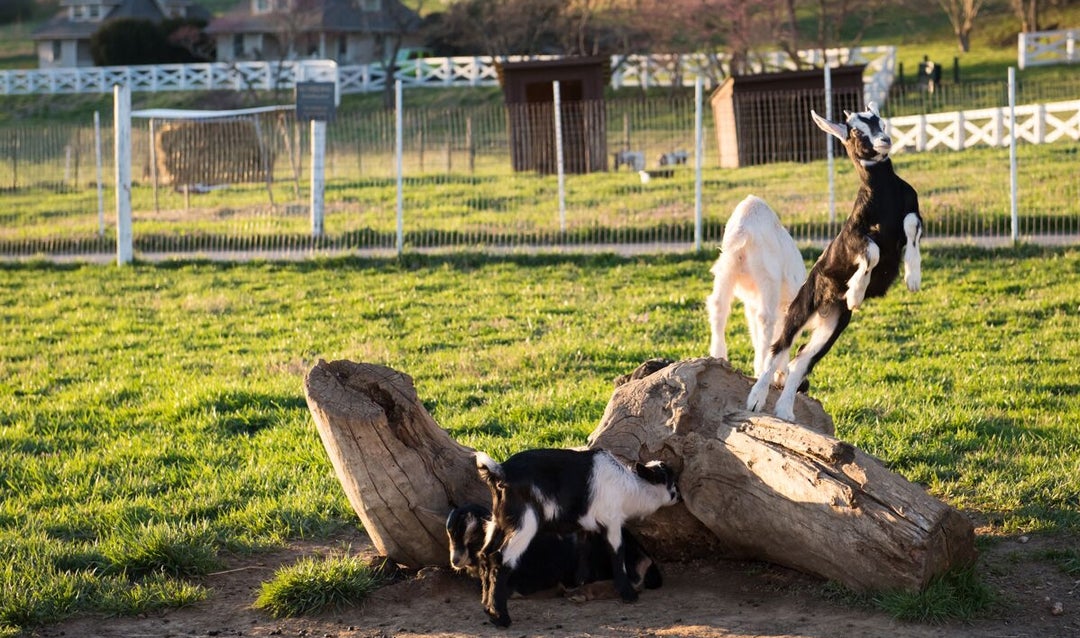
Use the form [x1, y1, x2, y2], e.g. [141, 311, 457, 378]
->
[499, 57, 608, 174]
[710, 66, 866, 168]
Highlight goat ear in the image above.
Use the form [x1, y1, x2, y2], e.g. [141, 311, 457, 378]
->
[811, 109, 847, 141]
[866, 101, 880, 117]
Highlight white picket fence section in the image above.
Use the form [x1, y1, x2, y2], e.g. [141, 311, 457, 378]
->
[1, 47, 896, 106]
[1018, 28, 1079, 70]
[888, 99, 1080, 152]
[0, 59, 340, 95]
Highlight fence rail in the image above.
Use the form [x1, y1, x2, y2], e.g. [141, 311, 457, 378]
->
[889, 100, 1080, 151]
[1018, 28, 1079, 69]
[0, 47, 896, 105]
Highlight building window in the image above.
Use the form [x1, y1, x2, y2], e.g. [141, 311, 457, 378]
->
[254, 0, 271, 13]
[360, 0, 381, 12]
[233, 34, 244, 58]
[52, 40, 62, 64]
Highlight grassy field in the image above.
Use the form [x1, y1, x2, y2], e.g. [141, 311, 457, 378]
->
[1, 245, 1079, 633]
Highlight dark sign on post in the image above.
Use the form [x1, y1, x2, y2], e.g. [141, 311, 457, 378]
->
[295, 82, 337, 122]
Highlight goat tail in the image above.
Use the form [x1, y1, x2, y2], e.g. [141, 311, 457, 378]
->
[475, 451, 504, 487]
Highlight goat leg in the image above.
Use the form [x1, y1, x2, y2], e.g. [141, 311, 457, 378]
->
[606, 526, 639, 603]
[903, 212, 923, 292]
[845, 239, 880, 310]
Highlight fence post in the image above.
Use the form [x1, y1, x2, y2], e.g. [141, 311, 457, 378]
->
[553, 80, 566, 234]
[113, 83, 133, 265]
[1017, 32, 1028, 70]
[395, 79, 404, 256]
[694, 76, 703, 251]
[311, 118, 326, 238]
[954, 112, 966, 150]
[1009, 67, 1018, 244]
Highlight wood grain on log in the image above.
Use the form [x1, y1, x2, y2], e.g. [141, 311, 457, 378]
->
[304, 359, 489, 567]
[590, 358, 977, 591]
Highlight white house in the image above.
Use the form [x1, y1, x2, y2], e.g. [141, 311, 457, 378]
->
[32, 0, 210, 68]
[205, 0, 424, 65]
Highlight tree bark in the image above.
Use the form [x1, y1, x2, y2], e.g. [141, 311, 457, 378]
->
[590, 357, 977, 591]
[304, 357, 976, 592]
[304, 359, 490, 567]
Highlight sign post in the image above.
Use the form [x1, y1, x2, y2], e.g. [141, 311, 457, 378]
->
[295, 82, 337, 239]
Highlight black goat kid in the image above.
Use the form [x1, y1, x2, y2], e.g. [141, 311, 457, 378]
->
[445, 503, 662, 598]
[746, 102, 923, 421]
[474, 448, 678, 627]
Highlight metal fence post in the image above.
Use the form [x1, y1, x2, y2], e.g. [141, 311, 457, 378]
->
[311, 118, 326, 238]
[113, 83, 132, 265]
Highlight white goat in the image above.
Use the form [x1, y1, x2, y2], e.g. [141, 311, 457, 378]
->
[746, 103, 923, 421]
[707, 195, 806, 382]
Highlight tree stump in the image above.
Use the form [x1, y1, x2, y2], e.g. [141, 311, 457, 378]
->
[304, 357, 976, 592]
[304, 360, 489, 567]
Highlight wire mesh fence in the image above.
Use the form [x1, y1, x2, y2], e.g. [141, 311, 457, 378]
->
[1, 82, 1078, 261]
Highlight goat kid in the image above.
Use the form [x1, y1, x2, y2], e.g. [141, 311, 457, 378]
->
[474, 448, 678, 627]
[446, 503, 662, 600]
[745, 102, 923, 421]
[707, 195, 806, 383]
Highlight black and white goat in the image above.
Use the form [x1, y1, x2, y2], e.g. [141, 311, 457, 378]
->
[474, 448, 679, 627]
[745, 102, 923, 421]
[707, 195, 806, 382]
[445, 503, 662, 599]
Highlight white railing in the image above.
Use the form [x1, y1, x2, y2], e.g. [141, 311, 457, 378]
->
[2, 48, 895, 105]
[611, 46, 895, 106]
[1018, 29, 1078, 69]
[888, 99, 1080, 152]
[0, 59, 338, 95]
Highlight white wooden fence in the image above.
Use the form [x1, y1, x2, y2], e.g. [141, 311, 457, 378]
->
[888, 99, 1080, 152]
[1, 47, 896, 106]
[1018, 28, 1078, 70]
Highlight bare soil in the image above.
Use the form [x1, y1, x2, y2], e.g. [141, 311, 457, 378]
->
[34, 526, 1079, 638]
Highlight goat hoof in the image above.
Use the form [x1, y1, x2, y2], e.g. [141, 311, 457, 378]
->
[488, 614, 511, 628]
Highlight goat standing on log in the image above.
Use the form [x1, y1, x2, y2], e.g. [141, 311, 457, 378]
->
[707, 195, 806, 383]
[474, 449, 678, 627]
[746, 102, 923, 422]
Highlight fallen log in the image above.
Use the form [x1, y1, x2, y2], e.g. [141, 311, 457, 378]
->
[304, 357, 976, 592]
[591, 357, 977, 591]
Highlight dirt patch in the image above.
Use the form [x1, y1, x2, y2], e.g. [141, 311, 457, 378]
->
[34, 527, 1079, 638]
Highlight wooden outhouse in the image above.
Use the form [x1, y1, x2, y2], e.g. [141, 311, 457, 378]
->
[710, 66, 866, 168]
[499, 57, 608, 174]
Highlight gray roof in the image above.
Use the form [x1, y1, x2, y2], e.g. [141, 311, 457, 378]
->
[205, 0, 421, 36]
[33, 0, 211, 40]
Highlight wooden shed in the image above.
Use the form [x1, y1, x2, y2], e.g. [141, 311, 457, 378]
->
[711, 66, 866, 168]
[499, 57, 608, 174]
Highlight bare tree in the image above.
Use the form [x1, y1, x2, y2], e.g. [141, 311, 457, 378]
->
[937, 0, 986, 52]
[1010, 0, 1040, 33]
[377, 0, 428, 108]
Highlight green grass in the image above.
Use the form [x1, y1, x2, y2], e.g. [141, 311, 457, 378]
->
[253, 552, 385, 617]
[1, 246, 1079, 632]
